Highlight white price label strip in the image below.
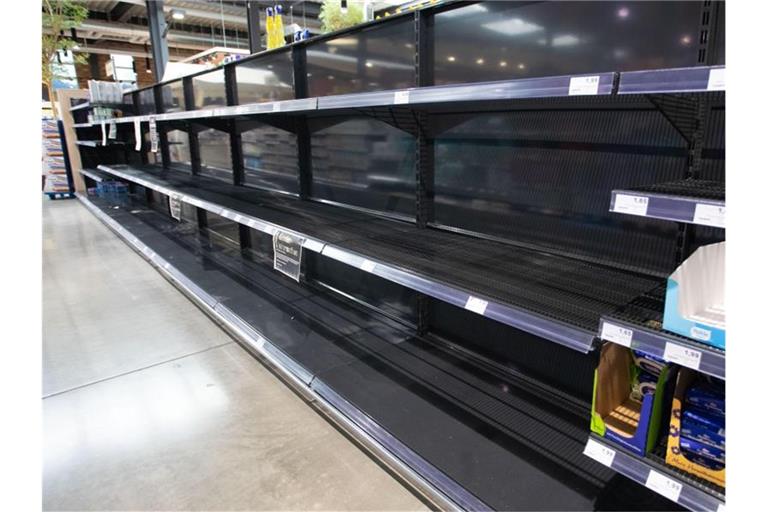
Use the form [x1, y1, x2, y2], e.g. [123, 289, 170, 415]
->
[663, 343, 702, 370]
[707, 68, 725, 91]
[693, 204, 725, 228]
[645, 470, 682, 503]
[717, 503, 726, 512]
[568, 75, 600, 96]
[272, 102, 281, 112]
[465, 296, 488, 315]
[133, 118, 142, 151]
[393, 90, 410, 104]
[101, 121, 107, 145]
[614, 194, 649, 216]
[601, 322, 633, 347]
[361, 260, 377, 273]
[583, 438, 616, 467]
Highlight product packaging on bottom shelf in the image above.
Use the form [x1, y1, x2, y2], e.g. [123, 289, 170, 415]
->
[591, 343, 678, 456]
[663, 242, 725, 349]
[666, 368, 725, 486]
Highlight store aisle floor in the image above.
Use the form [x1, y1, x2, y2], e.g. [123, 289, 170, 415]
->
[42, 198, 427, 511]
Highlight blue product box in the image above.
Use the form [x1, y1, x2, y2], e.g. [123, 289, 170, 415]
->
[686, 386, 725, 417]
[683, 407, 724, 431]
[680, 437, 725, 468]
[681, 412, 725, 451]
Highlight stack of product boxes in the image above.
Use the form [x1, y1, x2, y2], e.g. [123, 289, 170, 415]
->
[41, 117, 71, 195]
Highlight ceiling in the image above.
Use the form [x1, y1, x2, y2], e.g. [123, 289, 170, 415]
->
[50, 1, 419, 62]
[62, 1, 325, 60]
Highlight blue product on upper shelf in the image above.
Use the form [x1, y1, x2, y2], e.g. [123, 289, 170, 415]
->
[682, 406, 725, 432]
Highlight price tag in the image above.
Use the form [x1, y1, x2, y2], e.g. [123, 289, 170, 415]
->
[361, 260, 377, 273]
[568, 75, 601, 95]
[693, 204, 725, 228]
[663, 342, 702, 370]
[465, 296, 488, 315]
[133, 118, 142, 151]
[645, 470, 682, 503]
[717, 503, 726, 512]
[149, 116, 158, 153]
[108, 121, 117, 139]
[614, 194, 649, 216]
[601, 322, 633, 347]
[101, 121, 107, 145]
[394, 90, 410, 105]
[707, 68, 725, 91]
[583, 438, 616, 467]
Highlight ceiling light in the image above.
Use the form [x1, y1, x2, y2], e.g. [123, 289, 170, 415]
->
[552, 34, 579, 47]
[365, 61, 373, 68]
[476, 58, 484, 65]
[517, 63, 525, 70]
[170, 9, 186, 20]
[447, 55, 456, 62]
[681, 35, 692, 45]
[617, 7, 629, 19]
[499, 61, 507, 67]
[482, 18, 542, 36]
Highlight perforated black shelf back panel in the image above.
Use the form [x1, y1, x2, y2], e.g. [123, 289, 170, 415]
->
[433, 96, 690, 276]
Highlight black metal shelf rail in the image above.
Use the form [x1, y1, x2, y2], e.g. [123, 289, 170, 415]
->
[97, 163, 622, 353]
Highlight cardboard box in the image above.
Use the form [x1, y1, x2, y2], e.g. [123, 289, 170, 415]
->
[663, 242, 725, 349]
[666, 368, 725, 487]
[590, 343, 677, 456]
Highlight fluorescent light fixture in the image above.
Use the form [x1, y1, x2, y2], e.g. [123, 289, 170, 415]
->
[447, 56, 456, 62]
[476, 58, 484, 65]
[441, 4, 488, 18]
[365, 61, 373, 68]
[617, 7, 630, 19]
[499, 61, 507, 67]
[482, 18, 543, 37]
[517, 63, 525, 70]
[552, 34, 579, 47]
[170, 9, 186, 20]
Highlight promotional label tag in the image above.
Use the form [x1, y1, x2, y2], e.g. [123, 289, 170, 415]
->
[273, 231, 304, 282]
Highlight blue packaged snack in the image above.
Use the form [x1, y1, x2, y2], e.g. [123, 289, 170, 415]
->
[681, 449, 726, 471]
[686, 385, 725, 417]
[682, 407, 725, 432]
[681, 412, 725, 451]
[680, 437, 725, 464]
[632, 351, 665, 376]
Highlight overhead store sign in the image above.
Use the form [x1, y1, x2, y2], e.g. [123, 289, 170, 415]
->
[273, 231, 304, 282]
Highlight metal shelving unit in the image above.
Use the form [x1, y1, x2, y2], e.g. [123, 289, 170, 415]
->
[72, 1, 726, 509]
